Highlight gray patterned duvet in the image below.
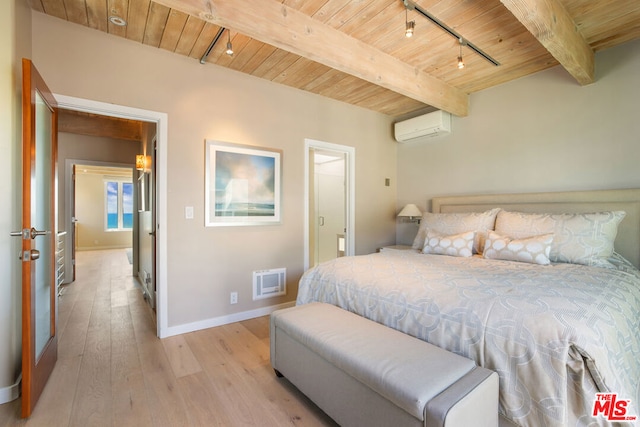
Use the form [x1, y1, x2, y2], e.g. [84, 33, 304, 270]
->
[296, 250, 640, 427]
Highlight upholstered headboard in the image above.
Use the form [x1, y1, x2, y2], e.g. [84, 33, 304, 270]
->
[431, 189, 640, 269]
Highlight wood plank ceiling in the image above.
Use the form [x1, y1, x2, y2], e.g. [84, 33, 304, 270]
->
[30, 0, 640, 118]
[58, 109, 143, 140]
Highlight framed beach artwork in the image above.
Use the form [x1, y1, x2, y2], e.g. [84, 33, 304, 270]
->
[205, 140, 282, 226]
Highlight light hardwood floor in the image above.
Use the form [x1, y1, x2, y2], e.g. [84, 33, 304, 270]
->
[0, 249, 337, 427]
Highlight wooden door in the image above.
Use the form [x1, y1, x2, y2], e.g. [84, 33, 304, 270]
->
[19, 58, 58, 418]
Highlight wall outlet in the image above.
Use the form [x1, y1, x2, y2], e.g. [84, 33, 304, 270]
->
[230, 292, 238, 304]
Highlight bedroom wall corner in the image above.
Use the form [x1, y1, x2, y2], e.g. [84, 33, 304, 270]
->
[396, 38, 640, 246]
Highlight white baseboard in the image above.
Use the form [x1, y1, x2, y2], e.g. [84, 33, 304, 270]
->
[0, 374, 21, 404]
[161, 301, 295, 338]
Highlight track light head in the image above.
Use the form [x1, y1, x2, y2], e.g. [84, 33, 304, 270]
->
[405, 20, 415, 38]
[457, 38, 465, 69]
[404, 7, 415, 38]
[226, 30, 233, 56]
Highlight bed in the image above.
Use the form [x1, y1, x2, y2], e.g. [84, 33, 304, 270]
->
[296, 189, 640, 427]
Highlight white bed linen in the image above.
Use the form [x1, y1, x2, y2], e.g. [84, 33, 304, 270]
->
[296, 250, 640, 427]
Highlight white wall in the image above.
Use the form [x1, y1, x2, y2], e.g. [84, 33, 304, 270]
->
[397, 38, 640, 245]
[30, 12, 397, 331]
[0, 0, 31, 402]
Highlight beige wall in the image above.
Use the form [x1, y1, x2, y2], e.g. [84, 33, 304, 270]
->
[0, 0, 31, 398]
[58, 132, 141, 231]
[397, 38, 640, 245]
[31, 12, 397, 329]
[75, 171, 134, 250]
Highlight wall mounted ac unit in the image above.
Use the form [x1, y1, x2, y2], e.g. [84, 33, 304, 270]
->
[394, 110, 452, 142]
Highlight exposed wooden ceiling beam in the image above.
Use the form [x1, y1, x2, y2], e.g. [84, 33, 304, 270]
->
[500, 0, 594, 85]
[152, 0, 469, 116]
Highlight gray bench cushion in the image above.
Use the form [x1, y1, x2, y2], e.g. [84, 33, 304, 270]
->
[271, 302, 478, 421]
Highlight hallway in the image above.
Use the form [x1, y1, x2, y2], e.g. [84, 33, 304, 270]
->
[0, 249, 335, 426]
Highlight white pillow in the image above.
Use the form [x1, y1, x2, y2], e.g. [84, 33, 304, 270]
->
[423, 230, 475, 258]
[494, 210, 626, 268]
[483, 231, 553, 265]
[412, 208, 500, 254]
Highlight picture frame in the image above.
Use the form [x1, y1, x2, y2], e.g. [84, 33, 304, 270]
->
[205, 140, 282, 227]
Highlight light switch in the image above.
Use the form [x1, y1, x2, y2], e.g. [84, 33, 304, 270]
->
[185, 206, 194, 219]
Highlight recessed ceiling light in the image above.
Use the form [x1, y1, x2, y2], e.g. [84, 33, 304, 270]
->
[199, 12, 215, 21]
[109, 16, 127, 26]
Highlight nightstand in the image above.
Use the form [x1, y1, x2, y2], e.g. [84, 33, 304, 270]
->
[379, 245, 414, 253]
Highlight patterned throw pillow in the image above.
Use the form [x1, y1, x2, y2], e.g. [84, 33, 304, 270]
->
[483, 231, 553, 265]
[412, 208, 500, 254]
[423, 230, 475, 258]
[495, 210, 626, 268]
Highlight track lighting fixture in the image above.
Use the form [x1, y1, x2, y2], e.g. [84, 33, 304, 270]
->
[401, 0, 500, 67]
[405, 9, 415, 38]
[457, 38, 465, 69]
[226, 29, 234, 56]
[199, 27, 225, 64]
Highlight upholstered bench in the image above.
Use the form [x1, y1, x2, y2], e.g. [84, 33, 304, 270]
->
[270, 302, 498, 427]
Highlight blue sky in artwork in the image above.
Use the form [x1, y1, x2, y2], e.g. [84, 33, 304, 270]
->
[215, 151, 275, 204]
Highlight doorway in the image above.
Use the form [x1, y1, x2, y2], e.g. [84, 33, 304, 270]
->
[65, 162, 139, 287]
[304, 139, 355, 270]
[71, 164, 135, 255]
[55, 94, 168, 338]
[314, 150, 346, 264]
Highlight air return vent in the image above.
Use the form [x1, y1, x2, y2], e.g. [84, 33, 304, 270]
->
[253, 268, 286, 300]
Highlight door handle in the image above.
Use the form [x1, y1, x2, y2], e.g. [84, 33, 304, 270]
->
[10, 229, 29, 239]
[319, 216, 325, 226]
[18, 249, 40, 261]
[12, 228, 51, 239]
[29, 228, 51, 239]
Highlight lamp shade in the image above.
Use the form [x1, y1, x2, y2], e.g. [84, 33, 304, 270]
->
[135, 154, 146, 170]
[397, 203, 422, 218]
